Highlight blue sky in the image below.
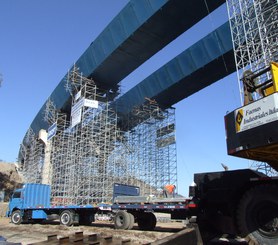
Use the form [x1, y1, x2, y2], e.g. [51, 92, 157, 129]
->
[0, 1, 249, 196]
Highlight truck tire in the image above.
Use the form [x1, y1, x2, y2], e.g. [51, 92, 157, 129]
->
[11, 210, 22, 225]
[114, 210, 131, 230]
[137, 212, 156, 231]
[236, 184, 278, 245]
[127, 213, 134, 230]
[60, 210, 74, 226]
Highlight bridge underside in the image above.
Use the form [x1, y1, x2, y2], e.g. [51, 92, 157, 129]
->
[29, 0, 226, 134]
[114, 22, 235, 130]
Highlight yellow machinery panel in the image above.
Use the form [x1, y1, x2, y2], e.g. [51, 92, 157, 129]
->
[264, 62, 278, 96]
[271, 61, 278, 90]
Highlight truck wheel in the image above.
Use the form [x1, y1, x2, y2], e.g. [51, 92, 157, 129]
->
[60, 210, 74, 226]
[236, 185, 278, 245]
[11, 210, 22, 225]
[137, 212, 156, 230]
[114, 210, 131, 230]
[127, 213, 134, 230]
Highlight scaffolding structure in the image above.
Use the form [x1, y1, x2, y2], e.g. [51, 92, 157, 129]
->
[249, 161, 278, 177]
[227, 0, 278, 104]
[18, 66, 177, 205]
[227, 0, 278, 175]
[118, 100, 177, 196]
[46, 67, 120, 204]
[19, 128, 45, 184]
[45, 109, 71, 204]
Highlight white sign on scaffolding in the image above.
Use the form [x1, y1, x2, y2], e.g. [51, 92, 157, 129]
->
[84, 99, 98, 108]
[71, 108, 82, 128]
[71, 97, 84, 128]
[74, 90, 81, 101]
[47, 123, 57, 140]
[70, 97, 99, 128]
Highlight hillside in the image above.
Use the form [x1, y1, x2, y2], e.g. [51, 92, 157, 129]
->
[0, 162, 23, 201]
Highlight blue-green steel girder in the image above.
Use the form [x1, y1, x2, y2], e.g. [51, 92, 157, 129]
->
[28, 0, 226, 134]
[113, 22, 235, 118]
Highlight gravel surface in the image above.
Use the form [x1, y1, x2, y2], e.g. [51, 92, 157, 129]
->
[0, 217, 185, 244]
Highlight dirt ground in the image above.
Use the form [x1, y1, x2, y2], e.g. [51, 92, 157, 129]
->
[0, 163, 187, 245]
[0, 217, 186, 244]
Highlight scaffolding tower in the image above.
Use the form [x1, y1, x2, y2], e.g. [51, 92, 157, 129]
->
[118, 99, 177, 196]
[19, 65, 177, 204]
[249, 161, 278, 177]
[226, 0, 278, 175]
[46, 67, 119, 204]
[19, 128, 45, 184]
[227, 0, 278, 103]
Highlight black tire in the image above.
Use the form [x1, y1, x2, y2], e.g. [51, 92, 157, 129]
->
[127, 213, 134, 230]
[60, 210, 74, 226]
[114, 211, 131, 230]
[11, 210, 22, 225]
[137, 212, 156, 231]
[236, 185, 278, 245]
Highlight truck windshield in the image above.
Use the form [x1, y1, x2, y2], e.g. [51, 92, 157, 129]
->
[13, 192, 21, 198]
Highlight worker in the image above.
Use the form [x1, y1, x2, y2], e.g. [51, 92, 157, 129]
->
[163, 184, 176, 198]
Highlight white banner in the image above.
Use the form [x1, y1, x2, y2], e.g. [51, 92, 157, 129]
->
[70, 97, 99, 128]
[74, 90, 81, 101]
[47, 123, 57, 140]
[235, 93, 278, 133]
[71, 97, 84, 128]
[71, 97, 85, 114]
[84, 99, 98, 108]
[71, 108, 82, 128]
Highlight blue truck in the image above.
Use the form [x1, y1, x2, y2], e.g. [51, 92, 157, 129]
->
[7, 183, 110, 226]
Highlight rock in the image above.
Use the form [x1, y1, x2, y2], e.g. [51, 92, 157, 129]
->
[0, 162, 23, 202]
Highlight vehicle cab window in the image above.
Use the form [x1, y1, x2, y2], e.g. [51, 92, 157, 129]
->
[13, 191, 21, 198]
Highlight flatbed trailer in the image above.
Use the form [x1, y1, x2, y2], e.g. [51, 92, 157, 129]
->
[111, 197, 195, 230]
[111, 168, 277, 244]
[7, 171, 277, 245]
[6, 183, 193, 230]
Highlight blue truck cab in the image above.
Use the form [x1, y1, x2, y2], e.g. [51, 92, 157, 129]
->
[7, 183, 50, 224]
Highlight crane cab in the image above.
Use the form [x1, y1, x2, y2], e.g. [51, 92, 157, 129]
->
[225, 62, 278, 172]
